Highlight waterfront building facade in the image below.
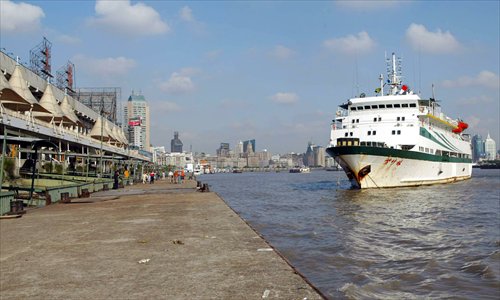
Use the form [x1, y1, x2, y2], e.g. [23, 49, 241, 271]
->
[484, 133, 497, 160]
[124, 92, 150, 151]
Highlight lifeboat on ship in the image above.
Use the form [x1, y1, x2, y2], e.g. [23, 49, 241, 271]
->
[452, 121, 468, 133]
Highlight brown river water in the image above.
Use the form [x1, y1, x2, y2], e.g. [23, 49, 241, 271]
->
[200, 168, 500, 299]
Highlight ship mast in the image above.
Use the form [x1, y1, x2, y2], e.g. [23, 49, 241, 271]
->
[387, 52, 402, 95]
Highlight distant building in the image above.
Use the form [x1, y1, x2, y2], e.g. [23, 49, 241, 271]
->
[235, 141, 243, 156]
[303, 142, 325, 167]
[171, 131, 183, 153]
[124, 91, 150, 151]
[243, 139, 256, 154]
[216, 143, 230, 157]
[472, 134, 485, 162]
[484, 133, 497, 160]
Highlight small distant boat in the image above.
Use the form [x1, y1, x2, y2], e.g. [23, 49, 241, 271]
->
[232, 169, 242, 173]
[475, 161, 500, 169]
[289, 166, 310, 173]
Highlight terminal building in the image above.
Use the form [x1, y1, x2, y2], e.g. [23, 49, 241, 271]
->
[0, 47, 150, 184]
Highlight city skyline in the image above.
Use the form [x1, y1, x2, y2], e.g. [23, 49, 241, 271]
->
[1, 1, 499, 154]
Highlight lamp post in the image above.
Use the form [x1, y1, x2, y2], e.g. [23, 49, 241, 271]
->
[99, 113, 104, 177]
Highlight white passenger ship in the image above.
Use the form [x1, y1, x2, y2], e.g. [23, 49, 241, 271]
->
[326, 53, 472, 188]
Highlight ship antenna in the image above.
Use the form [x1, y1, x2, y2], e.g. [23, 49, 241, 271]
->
[388, 52, 400, 95]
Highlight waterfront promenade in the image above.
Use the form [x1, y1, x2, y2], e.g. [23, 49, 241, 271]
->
[0, 179, 323, 299]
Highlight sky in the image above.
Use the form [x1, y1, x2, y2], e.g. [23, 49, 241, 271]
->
[1, 0, 499, 154]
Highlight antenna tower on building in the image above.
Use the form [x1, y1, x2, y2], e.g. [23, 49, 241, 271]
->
[30, 37, 53, 80]
[56, 61, 75, 93]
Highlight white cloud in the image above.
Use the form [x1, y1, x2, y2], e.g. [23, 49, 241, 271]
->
[406, 23, 461, 54]
[72, 55, 136, 77]
[442, 71, 499, 89]
[269, 45, 296, 60]
[89, 0, 170, 36]
[179, 6, 195, 22]
[323, 31, 375, 54]
[270, 92, 299, 104]
[0, 0, 44, 34]
[159, 70, 197, 94]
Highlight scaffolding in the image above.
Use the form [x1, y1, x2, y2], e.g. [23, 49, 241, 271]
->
[73, 87, 121, 123]
[29, 37, 53, 80]
[56, 61, 75, 93]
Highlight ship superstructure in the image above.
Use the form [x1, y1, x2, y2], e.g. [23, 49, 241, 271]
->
[326, 53, 472, 188]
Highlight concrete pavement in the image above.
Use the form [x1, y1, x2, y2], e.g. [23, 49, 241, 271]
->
[0, 179, 324, 299]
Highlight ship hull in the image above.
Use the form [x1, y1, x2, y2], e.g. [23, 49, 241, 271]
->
[326, 146, 472, 188]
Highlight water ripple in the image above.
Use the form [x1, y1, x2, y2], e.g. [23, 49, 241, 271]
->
[200, 169, 500, 299]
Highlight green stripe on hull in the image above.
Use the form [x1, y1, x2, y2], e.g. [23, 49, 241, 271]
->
[326, 146, 472, 163]
[419, 127, 454, 151]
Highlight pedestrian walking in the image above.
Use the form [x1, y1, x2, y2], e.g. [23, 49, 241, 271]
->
[142, 172, 148, 184]
[113, 170, 119, 189]
[150, 171, 155, 184]
[168, 170, 174, 183]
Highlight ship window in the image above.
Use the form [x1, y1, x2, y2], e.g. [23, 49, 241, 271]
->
[392, 130, 396, 135]
[350, 132, 353, 136]
[402, 117, 406, 121]
[419, 146, 424, 151]
[378, 117, 382, 121]
[356, 119, 359, 123]
[373, 131, 376, 135]
[361, 141, 366, 146]
[368, 131, 372, 135]
[379, 104, 386, 108]
[351, 107, 357, 111]
[345, 132, 348, 137]
[394, 104, 401, 108]
[357, 106, 363, 110]
[397, 130, 401, 135]
[386, 104, 393, 108]
[352, 119, 355, 123]
[397, 117, 401, 121]
[410, 103, 416, 108]
[402, 104, 409, 108]
[364, 105, 371, 109]
[371, 105, 377, 109]
[373, 117, 377, 122]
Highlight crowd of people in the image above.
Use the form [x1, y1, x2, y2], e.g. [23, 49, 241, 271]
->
[110, 165, 194, 189]
[142, 169, 188, 184]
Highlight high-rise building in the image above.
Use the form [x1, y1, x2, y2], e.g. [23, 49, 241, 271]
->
[243, 139, 256, 154]
[484, 133, 497, 160]
[217, 143, 230, 157]
[171, 131, 183, 153]
[303, 142, 326, 167]
[472, 134, 485, 162]
[235, 141, 243, 156]
[124, 91, 150, 151]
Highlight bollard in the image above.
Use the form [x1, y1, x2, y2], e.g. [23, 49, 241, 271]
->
[80, 188, 90, 198]
[10, 200, 24, 213]
[60, 192, 70, 204]
[197, 181, 202, 188]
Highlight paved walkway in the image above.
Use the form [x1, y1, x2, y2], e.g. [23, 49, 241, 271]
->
[0, 179, 324, 299]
